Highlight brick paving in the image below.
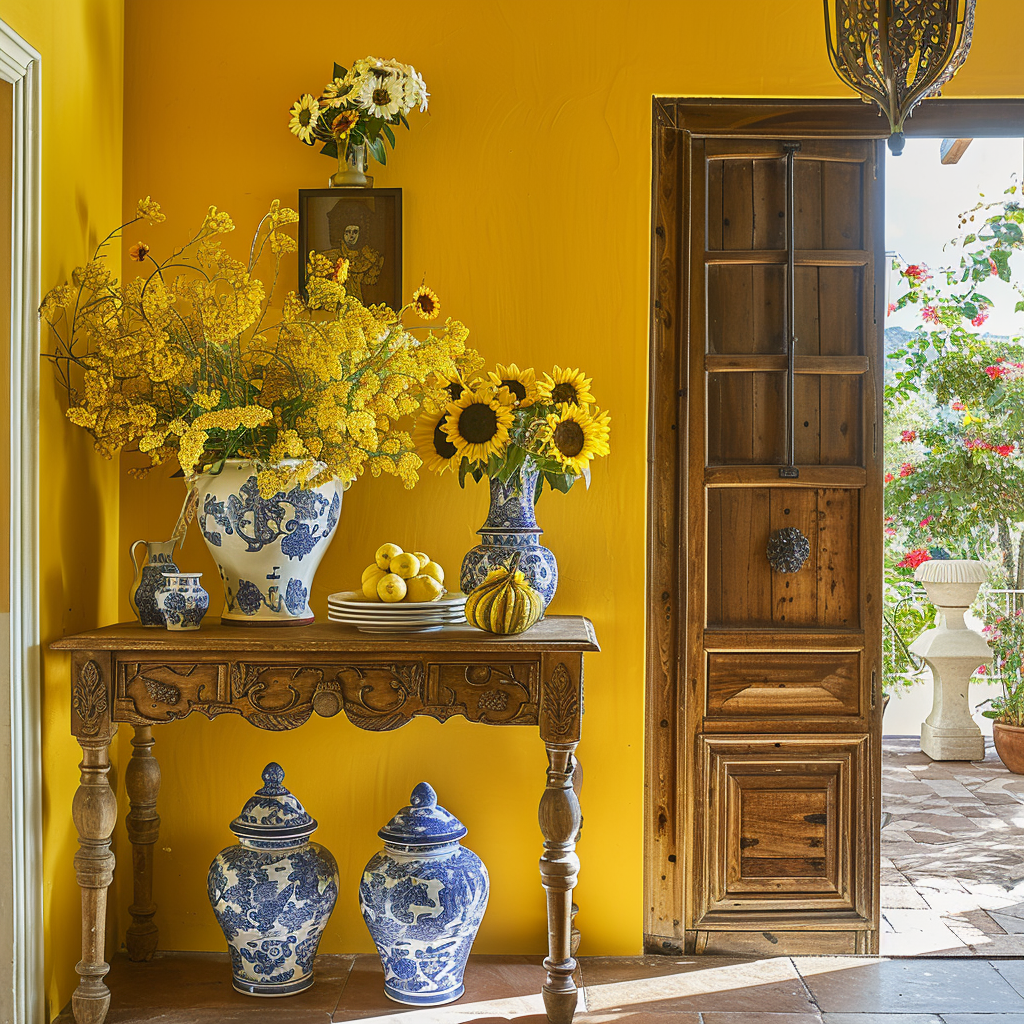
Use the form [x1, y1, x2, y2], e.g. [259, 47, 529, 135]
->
[882, 735, 1024, 955]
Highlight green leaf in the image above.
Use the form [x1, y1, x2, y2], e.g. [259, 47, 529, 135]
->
[368, 136, 387, 164]
[333, 63, 348, 80]
[320, 138, 339, 160]
[382, 123, 396, 148]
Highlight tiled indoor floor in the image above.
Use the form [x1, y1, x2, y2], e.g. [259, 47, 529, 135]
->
[54, 951, 1024, 1023]
[881, 735, 1024, 955]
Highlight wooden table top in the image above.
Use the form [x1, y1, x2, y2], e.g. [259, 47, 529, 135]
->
[51, 614, 600, 654]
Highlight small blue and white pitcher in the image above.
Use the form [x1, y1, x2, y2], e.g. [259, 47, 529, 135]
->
[128, 539, 179, 626]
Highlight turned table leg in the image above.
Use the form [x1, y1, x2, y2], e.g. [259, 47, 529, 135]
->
[125, 725, 160, 960]
[72, 731, 117, 1024]
[539, 740, 581, 1024]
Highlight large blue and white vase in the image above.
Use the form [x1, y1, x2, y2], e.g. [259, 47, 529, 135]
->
[359, 782, 489, 1006]
[460, 463, 558, 606]
[196, 459, 342, 626]
[208, 762, 339, 997]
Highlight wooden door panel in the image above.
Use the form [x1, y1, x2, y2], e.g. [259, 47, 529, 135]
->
[706, 488, 860, 629]
[706, 651, 861, 722]
[707, 265, 786, 354]
[699, 736, 869, 919]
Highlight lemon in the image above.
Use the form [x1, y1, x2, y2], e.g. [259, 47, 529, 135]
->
[361, 562, 382, 584]
[406, 574, 444, 603]
[420, 560, 445, 585]
[362, 570, 386, 600]
[375, 542, 403, 570]
[389, 552, 421, 580]
[377, 572, 407, 603]
[412, 551, 430, 571]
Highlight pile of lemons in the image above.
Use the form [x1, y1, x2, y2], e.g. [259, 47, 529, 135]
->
[361, 544, 446, 603]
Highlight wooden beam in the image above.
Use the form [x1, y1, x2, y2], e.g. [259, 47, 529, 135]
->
[940, 138, 973, 164]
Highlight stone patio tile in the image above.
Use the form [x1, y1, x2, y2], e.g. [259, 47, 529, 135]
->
[923, 781, 977, 799]
[988, 912, 1024, 933]
[881, 885, 929, 909]
[579, 957, 816, 1014]
[823, 1017, 941, 1024]
[879, 932, 970, 955]
[919, 888, 1001, 915]
[992, 901, 1024, 920]
[941, 1017, 1024, 1024]
[700, 1015, 823, 1024]
[795, 959, 1024, 1013]
[992, 961, 1024, 998]
[908, 876, 970, 892]
[906, 831, 962, 845]
[969, 936, 1024, 955]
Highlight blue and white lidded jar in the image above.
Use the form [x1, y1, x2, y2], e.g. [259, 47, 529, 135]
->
[155, 572, 209, 630]
[358, 782, 489, 1006]
[208, 763, 339, 997]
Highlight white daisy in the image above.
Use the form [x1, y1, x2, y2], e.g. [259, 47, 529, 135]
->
[357, 74, 402, 119]
[288, 94, 321, 144]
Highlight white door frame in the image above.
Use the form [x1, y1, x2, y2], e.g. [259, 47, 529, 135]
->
[0, 18, 41, 1024]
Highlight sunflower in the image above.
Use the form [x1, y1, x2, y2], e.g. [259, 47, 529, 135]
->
[412, 409, 460, 473]
[541, 403, 611, 475]
[330, 109, 360, 139]
[442, 385, 514, 464]
[320, 77, 351, 108]
[487, 363, 538, 407]
[288, 94, 321, 145]
[412, 285, 440, 320]
[538, 366, 595, 407]
[128, 242, 150, 262]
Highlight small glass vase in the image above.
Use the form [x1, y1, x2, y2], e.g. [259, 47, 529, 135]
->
[459, 463, 558, 606]
[329, 141, 371, 188]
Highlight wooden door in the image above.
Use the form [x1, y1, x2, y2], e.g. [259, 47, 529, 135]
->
[647, 101, 884, 956]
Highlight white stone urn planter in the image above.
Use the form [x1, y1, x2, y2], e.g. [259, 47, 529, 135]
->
[910, 558, 991, 761]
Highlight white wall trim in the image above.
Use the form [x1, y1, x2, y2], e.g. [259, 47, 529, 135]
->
[0, 17, 42, 1024]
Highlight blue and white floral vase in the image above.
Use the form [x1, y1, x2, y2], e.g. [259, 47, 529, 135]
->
[196, 459, 342, 626]
[208, 762, 338, 997]
[359, 782, 489, 1007]
[460, 463, 558, 605]
[155, 572, 209, 630]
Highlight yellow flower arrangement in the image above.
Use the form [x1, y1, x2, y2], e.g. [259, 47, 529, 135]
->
[41, 199, 479, 496]
[420, 361, 611, 494]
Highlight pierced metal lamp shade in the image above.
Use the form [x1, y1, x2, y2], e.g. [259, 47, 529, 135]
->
[823, 0, 976, 154]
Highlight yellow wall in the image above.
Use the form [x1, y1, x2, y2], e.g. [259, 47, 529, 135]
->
[0, 0, 124, 1018]
[114, 0, 1024, 966]
[22, 0, 1023, 1015]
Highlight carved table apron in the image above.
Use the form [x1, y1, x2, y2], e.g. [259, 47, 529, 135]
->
[53, 615, 599, 1024]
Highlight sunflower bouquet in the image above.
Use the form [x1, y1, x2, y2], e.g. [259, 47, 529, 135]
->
[288, 57, 428, 168]
[414, 363, 611, 496]
[39, 197, 478, 497]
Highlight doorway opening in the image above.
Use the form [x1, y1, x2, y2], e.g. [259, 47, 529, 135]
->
[881, 136, 1024, 955]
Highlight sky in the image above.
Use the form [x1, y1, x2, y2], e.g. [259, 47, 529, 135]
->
[885, 137, 1024, 338]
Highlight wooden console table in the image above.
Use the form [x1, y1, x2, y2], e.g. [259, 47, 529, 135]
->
[52, 616, 598, 1024]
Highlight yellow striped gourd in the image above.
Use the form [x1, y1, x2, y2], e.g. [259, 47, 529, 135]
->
[464, 552, 544, 635]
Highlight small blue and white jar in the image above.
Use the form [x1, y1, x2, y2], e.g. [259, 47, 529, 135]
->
[155, 572, 209, 630]
[359, 782, 489, 1006]
[208, 763, 339, 997]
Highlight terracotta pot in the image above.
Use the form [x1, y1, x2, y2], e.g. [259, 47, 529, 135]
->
[993, 722, 1024, 774]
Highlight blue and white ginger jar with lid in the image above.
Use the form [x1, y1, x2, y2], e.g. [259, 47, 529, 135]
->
[207, 762, 338, 997]
[358, 782, 489, 1006]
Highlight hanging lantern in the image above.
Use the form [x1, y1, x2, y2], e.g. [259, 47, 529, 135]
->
[823, 0, 976, 155]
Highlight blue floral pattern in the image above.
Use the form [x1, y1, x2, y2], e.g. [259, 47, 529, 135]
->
[155, 574, 209, 631]
[358, 784, 488, 1006]
[197, 462, 341, 624]
[208, 764, 338, 997]
[460, 465, 558, 605]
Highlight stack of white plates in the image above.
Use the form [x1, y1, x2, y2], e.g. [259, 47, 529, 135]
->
[327, 590, 467, 633]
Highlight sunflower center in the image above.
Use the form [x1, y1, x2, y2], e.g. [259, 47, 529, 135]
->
[459, 403, 499, 443]
[417, 294, 436, 313]
[300, 109, 313, 126]
[433, 421, 458, 459]
[502, 379, 527, 401]
[372, 88, 391, 106]
[550, 382, 579, 405]
[445, 382, 464, 401]
[553, 421, 586, 457]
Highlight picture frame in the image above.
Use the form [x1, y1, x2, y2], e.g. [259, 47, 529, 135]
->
[297, 188, 402, 309]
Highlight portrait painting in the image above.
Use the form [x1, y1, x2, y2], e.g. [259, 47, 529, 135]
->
[297, 188, 402, 309]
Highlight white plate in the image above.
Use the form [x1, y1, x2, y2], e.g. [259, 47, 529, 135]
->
[325, 602, 466, 618]
[331, 621, 446, 634]
[328, 614, 465, 628]
[328, 590, 466, 611]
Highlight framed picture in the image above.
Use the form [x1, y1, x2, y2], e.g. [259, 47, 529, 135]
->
[297, 188, 402, 309]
